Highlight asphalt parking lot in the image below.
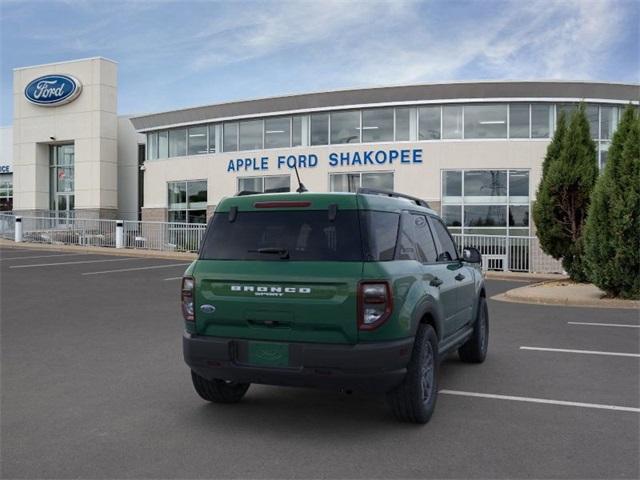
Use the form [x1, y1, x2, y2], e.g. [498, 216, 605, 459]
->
[1, 245, 638, 479]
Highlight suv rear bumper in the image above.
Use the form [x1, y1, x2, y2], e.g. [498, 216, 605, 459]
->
[183, 333, 413, 393]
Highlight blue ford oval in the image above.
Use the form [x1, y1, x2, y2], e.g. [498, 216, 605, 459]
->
[24, 74, 82, 106]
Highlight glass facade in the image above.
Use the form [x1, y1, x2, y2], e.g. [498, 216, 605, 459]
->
[168, 180, 207, 223]
[49, 144, 75, 219]
[143, 103, 624, 165]
[0, 173, 12, 211]
[330, 171, 394, 192]
[441, 169, 530, 236]
[238, 175, 290, 193]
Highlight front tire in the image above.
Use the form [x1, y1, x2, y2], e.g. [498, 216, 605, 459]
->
[191, 371, 250, 403]
[386, 324, 439, 424]
[458, 296, 489, 363]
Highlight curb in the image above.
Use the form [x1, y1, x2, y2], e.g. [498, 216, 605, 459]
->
[0, 239, 197, 261]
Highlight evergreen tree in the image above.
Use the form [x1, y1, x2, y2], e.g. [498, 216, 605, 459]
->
[533, 104, 598, 281]
[584, 106, 640, 298]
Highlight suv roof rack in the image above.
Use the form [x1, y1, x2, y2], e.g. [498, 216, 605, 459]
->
[357, 188, 431, 209]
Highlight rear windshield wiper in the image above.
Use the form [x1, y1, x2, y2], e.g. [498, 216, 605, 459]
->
[248, 247, 290, 260]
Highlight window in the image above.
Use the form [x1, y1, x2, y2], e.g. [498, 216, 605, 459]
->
[531, 104, 552, 138]
[0, 173, 13, 211]
[329, 172, 393, 192]
[509, 205, 529, 227]
[187, 126, 207, 155]
[310, 113, 329, 145]
[238, 175, 290, 193]
[223, 122, 238, 152]
[330, 110, 360, 144]
[442, 105, 463, 139]
[239, 120, 263, 150]
[292, 116, 303, 146]
[158, 131, 168, 159]
[442, 170, 462, 201]
[586, 104, 599, 139]
[362, 108, 393, 143]
[208, 124, 217, 153]
[464, 104, 507, 139]
[429, 217, 458, 262]
[168, 180, 207, 224]
[419, 106, 441, 140]
[360, 211, 399, 261]
[49, 144, 75, 219]
[509, 104, 529, 138]
[509, 170, 529, 201]
[464, 205, 507, 227]
[600, 106, 619, 140]
[200, 210, 363, 261]
[265, 117, 291, 149]
[413, 214, 438, 263]
[169, 128, 187, 157]
[395, 107, 411, 141]
[442, 205, 462, 227]
[147, 132, 158, 160]
[464, 170, 507, 202]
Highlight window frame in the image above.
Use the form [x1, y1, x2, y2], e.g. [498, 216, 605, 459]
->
[167, 179, 208, 224]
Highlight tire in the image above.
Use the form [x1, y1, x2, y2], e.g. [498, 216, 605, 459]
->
[458, 296, 489, 363]
[191, 371, 250, 403]
[386, 324, 439, 424]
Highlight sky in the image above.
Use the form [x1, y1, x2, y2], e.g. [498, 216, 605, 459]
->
[1, 0, 638, 126]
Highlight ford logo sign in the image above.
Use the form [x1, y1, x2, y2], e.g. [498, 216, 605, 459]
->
[24, 74, 82, 106]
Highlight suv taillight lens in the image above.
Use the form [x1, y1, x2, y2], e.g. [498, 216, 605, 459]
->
[181, 276, 195, 322]
[358, 282, 393, 330]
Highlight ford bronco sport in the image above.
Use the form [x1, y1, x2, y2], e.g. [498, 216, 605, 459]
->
[182, 189, 488, 423]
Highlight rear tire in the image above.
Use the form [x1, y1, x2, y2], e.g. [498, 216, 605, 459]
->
[386, 324, 439, 424]
[458, 296, 489, 363]
[191, 371, 250, 403]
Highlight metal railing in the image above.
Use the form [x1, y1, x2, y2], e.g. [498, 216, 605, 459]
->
[20, 216, 118, 248]
[122, 220, 206, 252]
[0, 213, 15, 240]
[453, 234, 564, 274]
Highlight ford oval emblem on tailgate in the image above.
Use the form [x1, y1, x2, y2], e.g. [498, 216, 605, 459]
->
[200, 304, 216, 314]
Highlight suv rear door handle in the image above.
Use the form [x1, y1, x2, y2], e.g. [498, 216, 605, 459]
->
[430, 277, 443, 287]
[455, 273, 465, 281]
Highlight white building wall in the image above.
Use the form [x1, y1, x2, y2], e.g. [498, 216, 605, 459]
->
[12, 57, 118, 217]
[116, 116, 144, 220]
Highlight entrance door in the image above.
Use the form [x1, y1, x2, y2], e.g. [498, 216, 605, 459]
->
[50, 144, 75, 223]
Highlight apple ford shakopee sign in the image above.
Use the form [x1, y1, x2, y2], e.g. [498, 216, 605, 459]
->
[24, 74, 82, 106]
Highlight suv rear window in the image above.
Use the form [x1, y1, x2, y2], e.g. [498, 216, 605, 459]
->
[200, 210, 363, 261]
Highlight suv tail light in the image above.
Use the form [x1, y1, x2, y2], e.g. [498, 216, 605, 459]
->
[358, 282, 393, 330]
[181, 276, 195, 322]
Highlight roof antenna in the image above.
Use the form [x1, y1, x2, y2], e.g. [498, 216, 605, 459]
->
[292, 162, 308, 193]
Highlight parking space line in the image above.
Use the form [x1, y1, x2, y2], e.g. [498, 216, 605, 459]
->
[568, 321, 640, 329]
[439, 390, 640, 413]
[10, 258, 135, 269]
[164, 277, 182, 281]
[520, 346, 640, 358]
[83, 263, 190, 275]
[1, 253, 87, 261]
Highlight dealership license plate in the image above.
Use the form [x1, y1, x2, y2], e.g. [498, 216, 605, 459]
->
[247, 341, 289, 367]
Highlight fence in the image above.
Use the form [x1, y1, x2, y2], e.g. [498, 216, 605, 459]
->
[1, 213, 564, 273]
[452, 233, 564, 274]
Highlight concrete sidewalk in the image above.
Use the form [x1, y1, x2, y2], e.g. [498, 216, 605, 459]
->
[0, 238, 197, 261]
[493, 279, 640, 310]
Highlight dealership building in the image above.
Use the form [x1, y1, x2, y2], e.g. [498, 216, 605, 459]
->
[5, 57, 638, 240]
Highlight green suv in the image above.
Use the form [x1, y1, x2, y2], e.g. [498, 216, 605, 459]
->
[182, 189, 488, 423]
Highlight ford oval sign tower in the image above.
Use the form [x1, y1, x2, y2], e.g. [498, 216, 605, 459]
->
[24, 74, 82, 106]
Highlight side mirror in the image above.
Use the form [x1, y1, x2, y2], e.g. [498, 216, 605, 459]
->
[462, 247, 482, 264]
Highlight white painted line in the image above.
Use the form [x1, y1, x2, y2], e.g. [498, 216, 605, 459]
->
[568, 321, 640, 329]
[520, 346, 640, 358]
[83, 263, 190, 276]
[164, 277, 182, 281]
[439, 390, 640, 413]
[1, 253, 87, 261]
[10, 258, 135, 269]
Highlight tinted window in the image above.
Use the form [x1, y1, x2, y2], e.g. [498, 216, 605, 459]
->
[169, 128, 186, 157]
[397, 214, 419, 261]
[419, 106, 441, 140]
[239, 120, 263, 150]
[330, 111, 360, 144]
[464, 104, 507, 139]
[201, 210, 362, 261]
[362, 108, 393, 142]
[360, 211, 399, 261]
[413, 214, 438, 263]
[442, 106, 463, 139]
[395, 107, 411, 141]
[429, 217, 459, 262]
[509, 104, 529, 138]
[310, 113, 329, 145]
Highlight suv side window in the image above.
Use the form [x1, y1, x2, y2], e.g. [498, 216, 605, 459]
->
[396, 212, 438, 263]
[428, 216, 459, 262]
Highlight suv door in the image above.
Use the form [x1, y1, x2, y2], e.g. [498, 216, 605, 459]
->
[427, 216, 476, 334]
[398, 212, 458, 338]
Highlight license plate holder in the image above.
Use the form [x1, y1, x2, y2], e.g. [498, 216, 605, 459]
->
[247, 341, 289, 367]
